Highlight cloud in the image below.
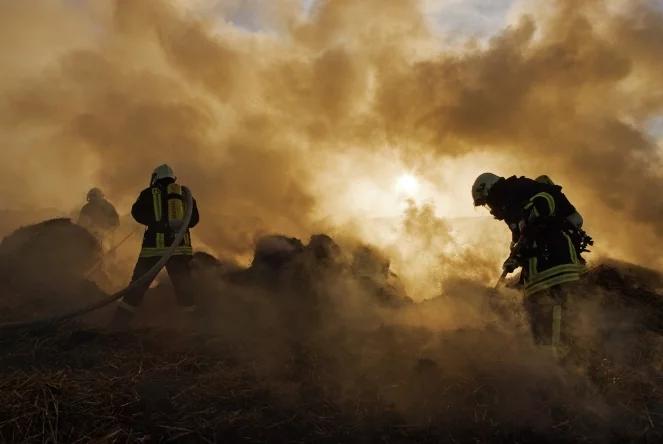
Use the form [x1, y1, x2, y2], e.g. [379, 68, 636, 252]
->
[0, 0, 662, 289]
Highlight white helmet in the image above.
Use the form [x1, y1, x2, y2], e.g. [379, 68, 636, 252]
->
[151, 164, 176, 185]
[471, 172, 502, 206]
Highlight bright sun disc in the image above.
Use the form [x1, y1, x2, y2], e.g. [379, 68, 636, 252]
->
[395, 173, 420, 197]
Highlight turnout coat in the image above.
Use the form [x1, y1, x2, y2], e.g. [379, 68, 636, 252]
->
[487, 176, 585, 297]
[131, 181, 199, 258]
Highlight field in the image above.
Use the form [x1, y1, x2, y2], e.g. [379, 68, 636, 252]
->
[0, 222, 662, 443]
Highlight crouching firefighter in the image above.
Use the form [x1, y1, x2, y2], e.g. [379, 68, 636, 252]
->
[111, 164, 199, 328]
[472, 173, 592, 355]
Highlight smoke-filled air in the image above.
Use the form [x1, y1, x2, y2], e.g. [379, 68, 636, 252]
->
[1, 0, 662, 442]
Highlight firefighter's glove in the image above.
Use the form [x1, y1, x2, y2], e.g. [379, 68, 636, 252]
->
[502, 256, 521, 274]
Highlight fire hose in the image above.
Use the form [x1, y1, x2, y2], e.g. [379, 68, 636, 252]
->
[0, 187, 193, 332]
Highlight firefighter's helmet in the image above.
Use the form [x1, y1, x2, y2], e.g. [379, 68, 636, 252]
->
[87, 187, 104, 201]
[471, 173, 502, 206]
[151, 164, 176, 185]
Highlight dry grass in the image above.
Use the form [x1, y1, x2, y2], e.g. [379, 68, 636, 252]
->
[1, 262, 662, 443]
[0, 318, 661, 443]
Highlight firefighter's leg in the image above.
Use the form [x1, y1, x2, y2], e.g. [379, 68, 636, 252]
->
[110, 256, 159, 328]
[525, 288, 568, 356]
[524, 292, 554, 346]
[165, 254, 196, 313]
[549, 285, 567, 344]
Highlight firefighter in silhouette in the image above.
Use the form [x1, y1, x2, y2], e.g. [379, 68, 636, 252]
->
[534, 175, 585, 231]
[472, 173, 592, 354]
[111, 164, 199, 328]
[78, 187, 119, 247]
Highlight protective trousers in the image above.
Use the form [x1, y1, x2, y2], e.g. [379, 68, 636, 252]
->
[523, 285, 570, 355]
[119, 255, 196, 313]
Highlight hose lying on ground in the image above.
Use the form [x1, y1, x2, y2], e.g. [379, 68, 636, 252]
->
[0, 187, 193, 332]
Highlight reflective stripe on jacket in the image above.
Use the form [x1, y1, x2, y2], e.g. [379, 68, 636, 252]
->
[521, 193, 585, 296]
[131, 181, 199, 257]
[488, 176, 585, 297]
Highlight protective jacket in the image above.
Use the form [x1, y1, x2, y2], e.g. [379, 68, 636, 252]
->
[487, 176, 585, 297]
[131, 180, 199, 257]
[79, 198, 119, 232]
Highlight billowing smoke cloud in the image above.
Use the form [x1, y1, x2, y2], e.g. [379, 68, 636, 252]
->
[1, 4, 663, 439]
[1, 0, 662, 288]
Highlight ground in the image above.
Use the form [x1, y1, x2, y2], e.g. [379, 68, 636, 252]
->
[1, 223, 662, 442]
[0, 299, 661, 443]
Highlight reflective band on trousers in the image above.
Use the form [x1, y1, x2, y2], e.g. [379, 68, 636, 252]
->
[156, 232, 165, 249]
[552, 304, 562, 347]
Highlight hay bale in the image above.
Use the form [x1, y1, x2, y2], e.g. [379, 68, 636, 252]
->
[351, 246, 412, 307]
[0, 218, 101, 294]
[251, 235, 304, 270]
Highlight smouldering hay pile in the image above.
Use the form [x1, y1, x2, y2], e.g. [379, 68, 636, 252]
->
[1, 231, 662, 442]
[0, 303, 662, 443]
[0, 218, 105, 323]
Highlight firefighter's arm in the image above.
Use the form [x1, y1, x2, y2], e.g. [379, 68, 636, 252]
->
[508, 222, 520, 247]
[131, 189, 155, 226]
[523, 192, 556, 221]
[504, 226, 528, 272]
[109, 205, 120, 229]
[518, 192, 556, 237]
[78, 204, 91, 225]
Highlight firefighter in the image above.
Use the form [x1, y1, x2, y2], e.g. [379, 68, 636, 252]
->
[78, 187, 120, 246]
[472, 173, 589, 354]
[535, 175, 585, 234]
[111, 164, 199, 328]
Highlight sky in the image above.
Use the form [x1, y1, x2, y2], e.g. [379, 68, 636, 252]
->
[423, 0, 515, 40]
[233, 0, 519, 40]
[187, 0, 663, 140]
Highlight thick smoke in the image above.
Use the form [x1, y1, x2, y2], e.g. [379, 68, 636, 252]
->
[1, 0, 662, 282]
[1, 3, 663, 440]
